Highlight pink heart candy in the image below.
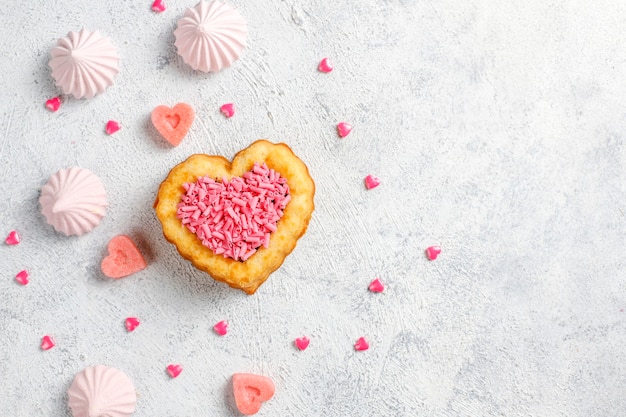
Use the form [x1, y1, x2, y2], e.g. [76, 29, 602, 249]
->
[426, 246, 441, 260]
[318, 57, 333, 73]
[364, 175, 380, 190]
[105, 120, 121, 135]
[220, 103, 235, 118]
[45, 97, 61, 112]
[152, 0, 166, 12]
[295, 336, 310, 351]
[5, 230, 20, 245]
[368, 278, 384, 293]
[337, 122, 352, 138]
[41, 335, 55, 351]
[125, 317, 140, 332]
[232, 373, 275, 415]
[15, 270, 29, 286]
[213, 320, 228, 336]
[167, 364, 183, 378]
[354, 337, 369, 351]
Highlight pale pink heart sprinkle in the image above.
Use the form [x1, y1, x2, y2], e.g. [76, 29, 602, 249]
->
[125, 317, 141, 332]
[318, 58, 333, 73]
[295, 336, 310, 351]
[152, 0, 166, 12]
[213, 320, 228, 336]
[368, 278, 384, 293]
[45, 97, 61, 112]
[426, 246, 441, 260]
[337, 122, 352, 138]
[177, 162, 290, 262]
[354, 337, 369, 351]
[105, 120, 121, 135]
[5, 230, 20, 245]
[220, 103, 235, 118]
[15, 270, 29, 286]
[167, 364, 183, 378]
[41, 335, 55, 351]
[364, 175, 380, 190]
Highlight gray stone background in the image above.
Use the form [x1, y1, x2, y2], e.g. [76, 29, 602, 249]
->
[1, 0, 625, 415]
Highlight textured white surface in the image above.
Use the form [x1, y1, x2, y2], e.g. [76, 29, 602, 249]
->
[1, 0, 626, 416]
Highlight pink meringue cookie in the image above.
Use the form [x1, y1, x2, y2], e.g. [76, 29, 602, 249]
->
[39, 167, 107, 236]
[68, 365, 136, 417]
[49, 29, 120, 99]
[174, 0, 247, 73]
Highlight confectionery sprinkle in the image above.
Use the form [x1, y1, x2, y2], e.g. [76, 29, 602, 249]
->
[15, 270, 29, 286]
[337, 122, 352, 138]
[213, 320, 228, 336]
[368, 278, 384, 293]
[354, 337, 369, 351]
[318, 57, 333, 73]
[125, 317, 140, 332]
[45, 97, 61, 112]
[426, 246, 441, 261]
[5, 230, 20, 245]
[41, 335, 55, 351]
[294, 336, 310, 351]
[220, 103, 235, 118]
[167, 364, 183, 378]
[364, 175, 380, 190]
[152, 0, 166, 12]
[105, 120, 121, 135]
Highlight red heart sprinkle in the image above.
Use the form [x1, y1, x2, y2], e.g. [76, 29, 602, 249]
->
[213, 320, 228, 336]
[167, 364, 183, 378]
[101, 235, 147, 279]
[232, 373, 275, 415]
[337, 122, 352, 138]
[105, 120, 121, 135]
[368, 278, 384, 293]
[426, 246, 441, 260]
[5, 230, 20, 245]
[41, 335, 55, 351]
[152, 0, 166, 12]
[45, 97, 61, 112]
[354, 337, 369, 351]
[220, 103, 235, 118]
[295, 336, 310, 351]
[364, 175, 380, 190]
[125, 317, 141, 332]
[15, 270, 29, 286]
[318, 57, 333, 73]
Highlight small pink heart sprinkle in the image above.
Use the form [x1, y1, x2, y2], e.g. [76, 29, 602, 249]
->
[5, 230, 20, 245]
[368, 278, 384, 293]
[364, 175, 381, 190]
[167, 364, 183, 378]
[318, 57, 333, 73]
[213, 320, 228, 336]
[220, 103, 235, 118]
[41, 335, 55, 351]
[15, 270, 29, 286]
[152, 0, 166, 12]
[426, 246, 441, 260]
[125, 317, 140, 332]
[337, 122, 352, 138]
[105, 120, 121, 135]
[354, 337, 369, 351]
[295, 336, 310, 351]
[45, 97, 61, 112]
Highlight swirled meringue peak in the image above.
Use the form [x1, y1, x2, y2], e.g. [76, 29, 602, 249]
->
[40, 167, 107, 236]
[174, 0, 247, 73]
[49, 29, 120, 99]
[68, 365, 136, 417]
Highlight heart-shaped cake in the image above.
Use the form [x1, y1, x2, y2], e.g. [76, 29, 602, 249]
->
[154, 140, 315, 294]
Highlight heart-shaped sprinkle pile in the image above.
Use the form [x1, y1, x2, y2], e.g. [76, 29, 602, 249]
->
[220, 103, 235, 118]
[294, 336, 310, 351]
[213, 320, 228, 336]
[354, 337, 369, 351]
[368, 278, 384, 293]
[5, 230, 20, 245]
[151, 103, 194, 146]
[232, 373, 275, 415]
[15, 270, 29, 286]
[152, 0, 166, 12]
[41, 335, 55, 351]
[105, 120, 121, 135]
[167, 364, 183, 378]
[101, 235, 147, 279]
[364, 175, 380, 190]
[337, 122, 352, 138]
[45, 97, 61, 112]
[425, 246, 441, 260]
[318, 57, 333, 73]
[125, 317, 140, 332]
[177, 162, 290, 262]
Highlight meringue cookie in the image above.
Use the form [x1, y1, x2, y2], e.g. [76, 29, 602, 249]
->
[68, 365, 136, 417]
[40, 167, 107, 236]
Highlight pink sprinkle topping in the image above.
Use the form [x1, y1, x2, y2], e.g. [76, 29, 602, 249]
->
[105, 120, 121, 135]
[152, 0, 166, 12]
[220, 103, 235, 118]
[337, 122, 352, 138]
[15, 270, 29, 286]
[45, 97, 61, 112]
[295, 336, 310, 351]
[125, 317, 141, 332]
[354, 337, 369, 351]
[177, 162, 290, 262]
[368, 278, 384, 293]
[41, 335, 55, 351]
[364, 175, 380, 190]
[5, 230, 20, 245]
[426, 246, 441, 260]
[213, 320, 228, 336]
[318, 58, 333, 73]
[167, 364, 183, 378]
